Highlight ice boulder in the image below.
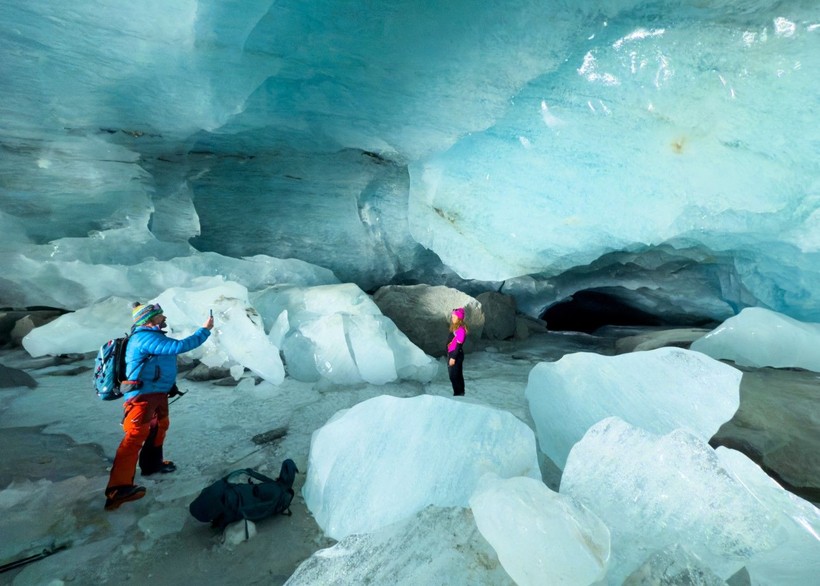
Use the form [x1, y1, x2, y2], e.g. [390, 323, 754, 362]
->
[21, 275, 289, 391]
[13, 276, 291, 385]
[716, 447, 820, 586]
[469, 474, 609, 586]
[251, 283, 437, 385]
[2, 243, 338, 311]
[155, 278, 285, 385]
[303, 394, 541, 540]
[22, 295, 134, 357]
[691, 307, 820, 372]
[525, 347, 741, 469]
[286, 506, 515, 586]
[560, 417, 782, 584]
[0, 476, 97, 567]
[622, 544, 728, 586]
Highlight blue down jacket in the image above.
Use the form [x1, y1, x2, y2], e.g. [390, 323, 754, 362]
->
[123, 324, 211, 399]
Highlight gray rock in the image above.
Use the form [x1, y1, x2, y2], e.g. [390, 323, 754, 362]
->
[184, 363, 233, 381]
[0, 363, 37, 388]
[10, 315, 37, 346]
[372, 285, 483, 357]
[252, 426, 288, 445]
[514, 315, 547, 340]
[476, 291, 516, 340]
[213, 376, 243, 386]
[514, 317, 530, 340]
[615, 328, 711, 354]
[0, 309, 62, 347]
[726, 567, 752, 586]
[0, 312, 18, 346]
[712, 366, 820, 503]
[43, 365, 90, 377]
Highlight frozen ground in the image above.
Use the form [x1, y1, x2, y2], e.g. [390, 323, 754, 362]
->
[0, 327, 816, 584]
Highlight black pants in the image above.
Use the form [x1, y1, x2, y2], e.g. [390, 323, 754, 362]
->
[448, 352, 465, 396]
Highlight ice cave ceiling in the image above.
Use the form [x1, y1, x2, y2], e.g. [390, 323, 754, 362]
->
[1, 0, 818, 323]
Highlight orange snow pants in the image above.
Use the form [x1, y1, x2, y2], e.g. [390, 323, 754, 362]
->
[106, 393, 169, 490]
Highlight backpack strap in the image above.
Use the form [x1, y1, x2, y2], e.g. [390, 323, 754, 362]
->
[224, 468, 294, 521]
[226, 468, 276, 485]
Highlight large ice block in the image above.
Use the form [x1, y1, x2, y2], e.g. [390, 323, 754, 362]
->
[691, 307, 820, 372]
[286, 506, 515, 586]
[525, 347, 741, 468]
[252, 283, 437, 385]
[470, 474, 609, 586]
[716, 447, 820, 586]
[303, 394, 541, 540]
[560, 417, 782, 584]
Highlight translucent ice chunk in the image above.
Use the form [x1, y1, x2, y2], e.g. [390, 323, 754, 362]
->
[470, 474, 609, 586]
[561, 417, 782, 584]
[525, 347, 741, 468]
[303, 395, 541, 540]
[692, 307, 820, 372]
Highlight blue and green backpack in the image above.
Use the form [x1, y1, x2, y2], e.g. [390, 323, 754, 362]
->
[92, 334, 129, 400]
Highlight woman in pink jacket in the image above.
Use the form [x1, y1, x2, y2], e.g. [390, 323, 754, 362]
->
[447, 307, 468, 396]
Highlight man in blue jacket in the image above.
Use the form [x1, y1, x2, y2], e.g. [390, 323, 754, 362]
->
[104, 302, 213, 510]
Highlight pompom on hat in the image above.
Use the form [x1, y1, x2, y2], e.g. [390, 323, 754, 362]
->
[452, 307, 465, 320]
[132, 302, 163, 326]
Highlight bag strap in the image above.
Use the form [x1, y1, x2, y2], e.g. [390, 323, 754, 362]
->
[239, 486, 295, 520]
[225, 468, 276, 485]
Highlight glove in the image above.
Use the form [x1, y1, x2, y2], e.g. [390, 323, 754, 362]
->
[168, 384, 184, 398]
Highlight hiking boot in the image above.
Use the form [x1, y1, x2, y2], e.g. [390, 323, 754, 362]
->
[142, 461, 176, 476]
[104, 485, 146, 510]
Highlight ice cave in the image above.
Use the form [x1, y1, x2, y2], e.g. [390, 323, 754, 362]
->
[1, 1, 818, 585]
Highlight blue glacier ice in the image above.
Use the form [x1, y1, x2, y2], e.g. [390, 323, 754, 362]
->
[691, 306, 820, 371]
[1, 0, 818, 323]
[251, 282, 438, 384]
[525, 347, 742, 468]
[560, 417, 814, 584]
[285, 506, 517, 586]
[1, 2, 819, 584]
[302, 395, 541, 540]
[470, 474, 610, 585]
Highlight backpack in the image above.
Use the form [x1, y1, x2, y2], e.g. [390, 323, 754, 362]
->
[189, 459, 299, 531]
[92, 333, 144, 400]
[92, 335, 129, 400]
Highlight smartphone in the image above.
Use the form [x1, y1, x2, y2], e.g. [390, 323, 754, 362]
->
[209, 309, 213, 318]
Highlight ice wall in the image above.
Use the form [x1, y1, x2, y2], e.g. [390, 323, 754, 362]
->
[1, 1, 818, 322]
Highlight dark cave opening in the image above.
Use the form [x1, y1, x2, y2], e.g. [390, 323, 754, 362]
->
[541, 289, 666, 334]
